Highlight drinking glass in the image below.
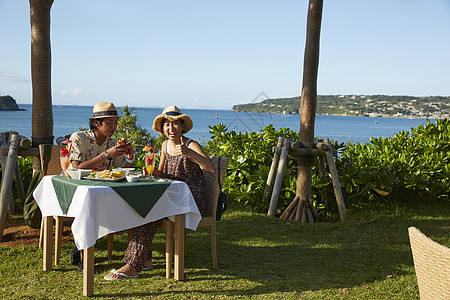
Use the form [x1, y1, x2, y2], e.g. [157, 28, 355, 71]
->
[60, 155, 70, 176]
[145, 152, 156, 178]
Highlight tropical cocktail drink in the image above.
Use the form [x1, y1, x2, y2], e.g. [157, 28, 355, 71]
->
[60, 156, 70, 170]
[144, 150, 156, 175]
[60, 145, 71, 176]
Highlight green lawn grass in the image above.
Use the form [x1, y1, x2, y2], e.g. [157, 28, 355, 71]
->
[1, 201, 449, 299]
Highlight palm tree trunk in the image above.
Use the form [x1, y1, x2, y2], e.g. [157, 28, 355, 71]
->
[282, 0, 323, 222]
[29, 0, 54, 170]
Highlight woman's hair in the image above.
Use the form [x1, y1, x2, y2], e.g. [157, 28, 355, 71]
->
[89, 118, 104, 130]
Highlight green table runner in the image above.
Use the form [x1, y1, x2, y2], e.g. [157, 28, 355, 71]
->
[51, 176, 172, 218]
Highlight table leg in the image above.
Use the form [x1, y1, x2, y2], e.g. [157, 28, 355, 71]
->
[43, 216, 53, 271]
[165, 225, 173, 279]
[54, 217, 63, 265]
[83, 246, 94, 297]
[174, 214, 185, 280]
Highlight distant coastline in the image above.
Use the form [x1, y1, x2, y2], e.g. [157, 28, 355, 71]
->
[232, 95, 450, 119]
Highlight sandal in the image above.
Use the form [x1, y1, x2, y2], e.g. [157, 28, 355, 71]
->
[142, 260, 153, 271]
[104, 269, 138, 281]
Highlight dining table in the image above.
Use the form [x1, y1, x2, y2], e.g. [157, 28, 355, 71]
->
[33, 175, 202, 297]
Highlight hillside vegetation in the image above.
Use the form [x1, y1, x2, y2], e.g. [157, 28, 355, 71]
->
[232, 95, 450, 119]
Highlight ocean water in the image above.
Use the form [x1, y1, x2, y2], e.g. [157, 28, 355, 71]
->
[0, 104, 436, 145]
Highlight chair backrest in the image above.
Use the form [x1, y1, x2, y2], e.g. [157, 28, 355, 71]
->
[408, 226, 450, 300]
[39, 144, 65, 176]
[202, 156, 229, 218]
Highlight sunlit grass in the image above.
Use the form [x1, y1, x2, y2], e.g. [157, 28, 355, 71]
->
[1, 201, 448, 299]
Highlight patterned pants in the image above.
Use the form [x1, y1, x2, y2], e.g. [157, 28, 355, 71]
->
[123, 220, 161, 272]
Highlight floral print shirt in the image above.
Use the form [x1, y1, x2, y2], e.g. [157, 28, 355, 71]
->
[69, 130, 127, 170]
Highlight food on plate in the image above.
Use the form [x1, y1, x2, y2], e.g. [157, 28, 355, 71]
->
[88, 170, 124, 179]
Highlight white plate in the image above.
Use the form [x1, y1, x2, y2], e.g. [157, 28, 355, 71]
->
[83, 175, 125, 182]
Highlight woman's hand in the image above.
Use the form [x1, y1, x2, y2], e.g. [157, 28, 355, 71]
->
[172, 142, 189, 156]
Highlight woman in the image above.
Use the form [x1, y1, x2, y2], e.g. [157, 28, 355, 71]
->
[104, 105, 215, 280]
[69, 101, 137, 273]
[152, 105, 215, 215]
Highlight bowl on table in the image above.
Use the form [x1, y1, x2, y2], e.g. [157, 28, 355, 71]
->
[126, 175, 140, 182]
[65, 169, 93, 180]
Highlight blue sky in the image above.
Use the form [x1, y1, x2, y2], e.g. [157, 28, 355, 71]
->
[1, 0, 449, 110]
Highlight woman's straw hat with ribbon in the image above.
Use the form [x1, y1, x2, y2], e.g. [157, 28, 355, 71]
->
[90, 102, 119, 119]
[152, 105, 193, 134]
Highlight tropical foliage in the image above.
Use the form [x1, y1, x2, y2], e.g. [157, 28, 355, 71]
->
[113, 106, 152, 152]
[204, 124, 339, 216]
[338, 118, 450, 204]
[7, 107, 449, 220]
[204, 119, 450, 218]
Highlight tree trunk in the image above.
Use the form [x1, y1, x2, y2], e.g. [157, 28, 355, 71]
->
[282, 0, 323, 222]
[29, 0, 54, 170]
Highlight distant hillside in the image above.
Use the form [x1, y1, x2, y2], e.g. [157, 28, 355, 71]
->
[232, 95, 450, 119]
[0, 95, 25, 111]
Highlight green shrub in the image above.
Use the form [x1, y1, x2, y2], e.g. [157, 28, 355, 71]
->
[339, 118, 450, 205]
[205, 119, 450, 217]
[205, 124, 304, 213]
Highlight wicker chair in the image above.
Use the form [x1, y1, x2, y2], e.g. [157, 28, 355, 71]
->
[408, 226, 450, 300]
[159, 156, 229, 278]
[38, 144, 118, 264]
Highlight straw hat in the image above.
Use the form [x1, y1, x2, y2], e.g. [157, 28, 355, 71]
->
[90, 102, 119, 119]
[152, 106, 193, 134]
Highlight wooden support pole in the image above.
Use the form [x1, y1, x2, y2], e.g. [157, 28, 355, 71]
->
[289, 148, 326, 157]
[13, 161, 26, 206]
[267, 138, 291, 217]
[318, 155, 328, 205]
[314, 141, 329, 151]
[0, 132, 7, 182]
[1, 148, 40, 157]
[262, 137, 284, 204]
[325, 145, 346, 222]
[0, 132, 21, 240]
[276, 136, 347, 223]
[0, 134, 14, 216]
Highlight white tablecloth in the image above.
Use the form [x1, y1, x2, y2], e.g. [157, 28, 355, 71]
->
[34, 175, 201, 250]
